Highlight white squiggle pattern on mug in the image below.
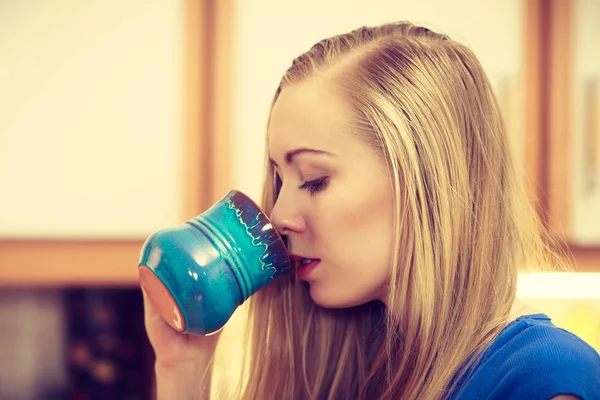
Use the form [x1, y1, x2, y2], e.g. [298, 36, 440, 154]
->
[227, 199, 277, 277]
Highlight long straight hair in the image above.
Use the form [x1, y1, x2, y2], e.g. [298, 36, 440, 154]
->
[235, 22, 566, 400]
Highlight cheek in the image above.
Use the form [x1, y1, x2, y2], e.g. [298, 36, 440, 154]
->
[316, 177, 395, 277]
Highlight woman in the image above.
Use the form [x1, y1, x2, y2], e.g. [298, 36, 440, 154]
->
[143, 22, 600, 399]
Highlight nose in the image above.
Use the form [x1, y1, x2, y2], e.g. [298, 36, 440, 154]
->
[269, 195, 306, 235]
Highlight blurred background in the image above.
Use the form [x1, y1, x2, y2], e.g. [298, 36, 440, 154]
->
[1, 0, 599, 398]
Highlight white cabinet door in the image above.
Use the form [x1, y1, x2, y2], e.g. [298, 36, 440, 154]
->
[0, 0, 186, 239]
[570, 0, 600, 245]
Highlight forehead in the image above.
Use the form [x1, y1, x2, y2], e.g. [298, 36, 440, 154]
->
[267, 80, 355, 154]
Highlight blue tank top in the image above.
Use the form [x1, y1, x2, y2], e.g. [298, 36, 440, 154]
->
[449, 313, 600, 399]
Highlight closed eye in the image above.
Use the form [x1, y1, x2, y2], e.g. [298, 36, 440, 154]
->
[299, 177, 329, 196]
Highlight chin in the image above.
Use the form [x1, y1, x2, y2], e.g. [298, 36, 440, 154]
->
[307, 283, 377, 309]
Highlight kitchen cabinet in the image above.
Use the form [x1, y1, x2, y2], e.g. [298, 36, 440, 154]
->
[0, 0, 233, 285]
[2, 0, 598, 286]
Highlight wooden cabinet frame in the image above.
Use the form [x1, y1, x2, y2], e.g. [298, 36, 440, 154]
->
[526, 0, 600, 271]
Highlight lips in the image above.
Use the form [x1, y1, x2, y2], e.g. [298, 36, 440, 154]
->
[290, 254, 321, 279]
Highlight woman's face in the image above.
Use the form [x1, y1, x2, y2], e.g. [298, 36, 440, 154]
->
[268, 79, 395, 308]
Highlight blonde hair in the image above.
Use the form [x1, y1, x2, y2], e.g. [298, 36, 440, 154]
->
[236, 21, 566, 400]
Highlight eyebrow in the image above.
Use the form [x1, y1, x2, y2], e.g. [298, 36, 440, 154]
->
[269, 148, 335, 167]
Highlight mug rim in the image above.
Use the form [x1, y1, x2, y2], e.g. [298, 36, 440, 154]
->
[227, 189, 289, 259]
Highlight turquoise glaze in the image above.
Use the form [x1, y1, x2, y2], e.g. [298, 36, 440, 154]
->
[138, 190, 291, 335]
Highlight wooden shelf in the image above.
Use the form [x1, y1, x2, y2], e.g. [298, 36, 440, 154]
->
[0, 240, 143, 286]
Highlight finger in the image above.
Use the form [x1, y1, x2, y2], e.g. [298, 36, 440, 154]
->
[141, 285, 160, 322]
[142, 285, 175, 335]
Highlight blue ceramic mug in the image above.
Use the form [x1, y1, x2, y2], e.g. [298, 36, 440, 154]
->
[138, 190, 291, 336]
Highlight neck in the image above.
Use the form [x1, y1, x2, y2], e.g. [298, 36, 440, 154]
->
[508, 298, 540, 322]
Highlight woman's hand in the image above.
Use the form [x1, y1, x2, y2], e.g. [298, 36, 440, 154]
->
[143, 288, 221, 368]
[142, 289, 223, 400]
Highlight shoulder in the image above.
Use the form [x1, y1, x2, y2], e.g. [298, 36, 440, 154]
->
[456, 314, 600, 400]
[502, 314, 600, 370]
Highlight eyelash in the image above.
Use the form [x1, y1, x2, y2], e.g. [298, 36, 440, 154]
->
[299, 177, 329, 196]
[274, 173, 329, 197]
